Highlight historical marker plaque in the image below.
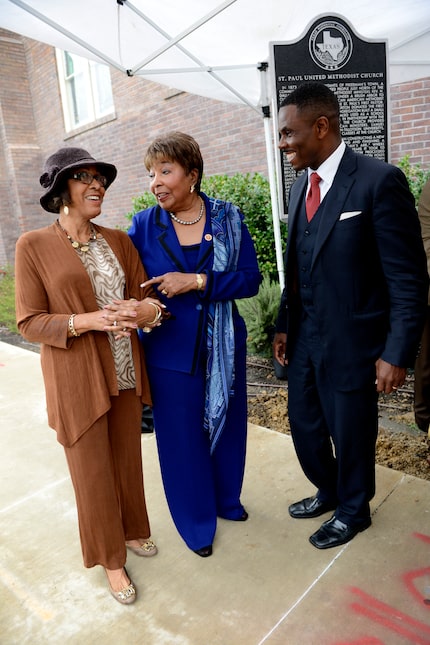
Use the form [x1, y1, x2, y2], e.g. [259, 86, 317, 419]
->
[270, 14, 388, 216]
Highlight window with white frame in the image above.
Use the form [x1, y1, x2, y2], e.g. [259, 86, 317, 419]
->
[56, 50, 114, 132]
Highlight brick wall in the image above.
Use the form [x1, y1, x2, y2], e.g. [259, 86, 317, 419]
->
[1, 29, 430, 266]
[0, 31, 50, 266]
[390, 78, 430, 166]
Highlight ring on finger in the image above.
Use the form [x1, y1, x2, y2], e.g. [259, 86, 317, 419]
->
[113, 320, 118, 327]
[161, 289, 168, 295]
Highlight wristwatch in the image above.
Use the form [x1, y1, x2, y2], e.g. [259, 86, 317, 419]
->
[196, 273, 204, 290]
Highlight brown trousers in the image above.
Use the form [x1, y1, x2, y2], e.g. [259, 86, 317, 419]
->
[64, 389, 151, 568]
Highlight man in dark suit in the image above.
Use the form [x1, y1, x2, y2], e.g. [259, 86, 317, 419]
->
[273, 82, 428, 549]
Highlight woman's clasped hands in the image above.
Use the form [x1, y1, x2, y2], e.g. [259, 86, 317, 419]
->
[103, 297, 167, 338]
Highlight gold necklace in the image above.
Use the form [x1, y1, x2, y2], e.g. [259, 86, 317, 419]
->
[169, 197, 204, 225]
[57, 219, 97, 252]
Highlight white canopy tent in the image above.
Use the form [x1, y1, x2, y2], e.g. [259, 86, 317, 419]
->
[2, 0, 430, 106]
[2, 0, 430, 286]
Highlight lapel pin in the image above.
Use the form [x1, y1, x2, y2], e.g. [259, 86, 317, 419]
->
[204, 233, 212, 241]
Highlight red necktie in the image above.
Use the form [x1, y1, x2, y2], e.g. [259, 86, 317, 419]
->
[306, 172, 321, 222]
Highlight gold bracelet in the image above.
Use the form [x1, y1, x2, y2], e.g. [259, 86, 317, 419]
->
[141, 302, 162, 334]
[196, 273, 204, 290]
[68, 313, 80, 337]
[146, 302, 162, 325]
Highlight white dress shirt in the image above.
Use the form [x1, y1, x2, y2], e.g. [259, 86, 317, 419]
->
[307, 140, 346, 203]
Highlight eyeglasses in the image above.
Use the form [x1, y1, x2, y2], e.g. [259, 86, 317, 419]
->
[72, 171, 108, 187]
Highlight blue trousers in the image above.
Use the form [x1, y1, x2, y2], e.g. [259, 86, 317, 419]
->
[287, 315, 378, 526]
[148, 349, 247, 551]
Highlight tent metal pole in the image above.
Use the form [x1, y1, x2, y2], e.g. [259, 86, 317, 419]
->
[258, 63, 285, 290]
[125, 0, 236, 72]
[123, 0, 259, 110]
[7, 0, 125, 72]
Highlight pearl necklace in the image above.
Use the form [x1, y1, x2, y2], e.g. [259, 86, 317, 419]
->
[170, 198, 204, 225]
[57, 219, 97, 252]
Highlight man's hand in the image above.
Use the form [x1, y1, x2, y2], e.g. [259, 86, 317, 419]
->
[273, 332, 288, 367]
[375, 358, 406, 394]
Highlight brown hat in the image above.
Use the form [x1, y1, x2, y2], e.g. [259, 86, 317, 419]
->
[39, 147, 117, 213]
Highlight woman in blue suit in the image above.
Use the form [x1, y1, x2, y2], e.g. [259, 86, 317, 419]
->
[127, 132, 262, 556]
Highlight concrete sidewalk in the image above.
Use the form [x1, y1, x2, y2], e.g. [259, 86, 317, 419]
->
[1, 340, 430, 645]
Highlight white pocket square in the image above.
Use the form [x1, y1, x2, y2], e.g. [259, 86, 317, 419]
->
[339, 211, 362, 221]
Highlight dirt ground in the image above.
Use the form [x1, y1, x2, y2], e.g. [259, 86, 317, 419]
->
[246, 357, 430, 482]
[2, 328, 429, 482]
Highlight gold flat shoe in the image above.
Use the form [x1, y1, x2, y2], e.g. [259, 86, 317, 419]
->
[126, 539, 158, 557]
[107, 567, 136, 605]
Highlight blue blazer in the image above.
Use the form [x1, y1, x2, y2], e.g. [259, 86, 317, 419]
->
[276, 146, 428, 390]
[128, 193, 262, 374]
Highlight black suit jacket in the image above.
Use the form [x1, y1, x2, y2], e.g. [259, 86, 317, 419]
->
[276, 146, 428, 390]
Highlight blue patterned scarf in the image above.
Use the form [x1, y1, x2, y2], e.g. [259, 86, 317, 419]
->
[204, 198, 242, 453]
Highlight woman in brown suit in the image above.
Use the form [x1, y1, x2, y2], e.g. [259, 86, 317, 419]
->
[15, 147, 166, 604]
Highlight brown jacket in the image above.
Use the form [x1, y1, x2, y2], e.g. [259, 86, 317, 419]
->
[15, 222, 152, 447]
[418, 178, 430, 305]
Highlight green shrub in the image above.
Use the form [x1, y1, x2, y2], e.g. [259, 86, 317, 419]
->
[125, 172, 286, 281]
[397, 155, 430, 206]
[237, 275, 282, 357]
[0, 265, 18, 333]
[125, 192, 157, 220]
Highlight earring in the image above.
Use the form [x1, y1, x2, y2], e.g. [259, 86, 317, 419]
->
[190, 184, 195, 193]
[63, 205, 69, 216]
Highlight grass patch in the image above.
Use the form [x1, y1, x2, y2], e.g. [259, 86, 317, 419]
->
[0, 265, 18, 333]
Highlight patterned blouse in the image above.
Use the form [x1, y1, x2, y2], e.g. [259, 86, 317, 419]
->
[77, 233, 136, 390]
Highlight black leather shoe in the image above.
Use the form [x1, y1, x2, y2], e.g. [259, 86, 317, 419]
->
[219, 509, 249, 521]
[236, 510, 249, 521]
[309, 516, 371, 549]
[194, 545, 213, 557]
[288, 495, 336, 519]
